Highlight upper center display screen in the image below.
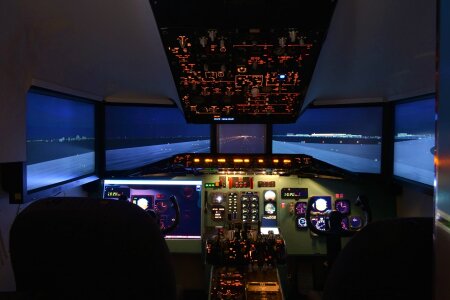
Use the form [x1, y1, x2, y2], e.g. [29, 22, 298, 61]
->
[217, 124, 266, 154]
[272, 106, 382, 173]
[105, 106, 210, 171]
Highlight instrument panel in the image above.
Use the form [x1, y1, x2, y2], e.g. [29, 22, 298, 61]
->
[105, 171, 380, 255]
[202, 173, 369, 255]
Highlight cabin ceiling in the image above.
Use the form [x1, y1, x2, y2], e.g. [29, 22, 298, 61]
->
[7, 0, 435, 115]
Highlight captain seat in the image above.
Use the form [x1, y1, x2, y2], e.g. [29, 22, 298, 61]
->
[10, 197, 176, 299]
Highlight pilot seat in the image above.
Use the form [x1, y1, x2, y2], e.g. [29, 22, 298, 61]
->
[9, 197, 176, 299]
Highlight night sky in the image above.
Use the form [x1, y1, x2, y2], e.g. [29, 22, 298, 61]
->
[106, 106, 210, 139]
[273, 106, 383, 136]
[27, 92, 95, 140]
[395, 98, 435, 135]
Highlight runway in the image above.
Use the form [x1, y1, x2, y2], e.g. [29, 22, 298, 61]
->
[394, 137, 435, 185]
[272, 141, 381, 173]
[27, 152, 95, 191]
[219, 136, 266, 153]
[106, 140, 210, 171]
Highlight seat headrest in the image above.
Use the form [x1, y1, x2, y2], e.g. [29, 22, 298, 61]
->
[10, 197, 176, 299]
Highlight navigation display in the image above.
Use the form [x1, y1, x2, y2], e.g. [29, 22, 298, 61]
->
[273, 106, 382, 173]
[103, 179, 202, 239]
[26, 90, 95, 191]
[106, 106, 210, 171]
[394, 98, 435, 185]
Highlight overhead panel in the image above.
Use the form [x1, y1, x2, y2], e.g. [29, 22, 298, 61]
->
[150, 1, 336, 123]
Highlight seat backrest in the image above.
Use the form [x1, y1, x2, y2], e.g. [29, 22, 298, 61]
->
[322, 217, 433, 300]
[10, 197, 176, 299]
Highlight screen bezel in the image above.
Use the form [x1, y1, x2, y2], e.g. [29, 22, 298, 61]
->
[25, 87, 99, 202]
[392, 95, 436, 190]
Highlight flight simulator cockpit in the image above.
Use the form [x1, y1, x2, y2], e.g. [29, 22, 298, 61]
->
[0, 84, 433, 299]
[0, 0, 441, 298]
[100, 154, 373, 299]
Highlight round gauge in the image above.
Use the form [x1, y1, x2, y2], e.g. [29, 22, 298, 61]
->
[251, 214, 258, 221]
[136, 198, 150, 210]
[312, 217, 327, 231]
[242, 203, 248, 208]
[297, 217, 307, 228]
[250, 208, 258, 214]
[250, 202, 258, 208]
[335, 200, 350, 214]
[350, 216, 363, 229]
[251, 196, 258, 202]
[264, 190, 276, 201]
[295, 202, 307, 215]
[312, 198, 329, 212]
[155, 200, 169, 213]
[183, 187, 194, 198]
[214, 195, 223, 204]
[264, 203, 276, 214]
